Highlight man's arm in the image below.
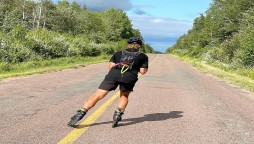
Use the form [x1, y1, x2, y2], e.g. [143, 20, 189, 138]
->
[139, 54, 149, 75]
[108, 52, 117, 70]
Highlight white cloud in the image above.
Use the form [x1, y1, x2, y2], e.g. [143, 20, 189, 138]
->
[53, 0, 193, 52]
[151, 18, 163, 23]
[66, 0, 132, 11]
[131, 16, 192, 37]
[129, 16, 193, 52]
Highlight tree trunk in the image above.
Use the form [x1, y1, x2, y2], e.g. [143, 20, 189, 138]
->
[33, 8, 36, 28]
[22, 0, 26, 21]
[43, 6, 47, 28]
[37, 2, 42, 27]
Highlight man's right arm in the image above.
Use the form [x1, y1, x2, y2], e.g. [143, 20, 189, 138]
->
[139, 54, 149, 75]
[108, 52, 119, 70]
[109, 62, 116, 70]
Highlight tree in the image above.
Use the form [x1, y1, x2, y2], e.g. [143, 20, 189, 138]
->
[2, 9, 23, 32]
[167, 0, 254, 68]
[101, 9, 134, 41]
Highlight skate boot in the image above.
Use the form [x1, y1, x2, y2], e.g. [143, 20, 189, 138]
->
[68, 108, 87, 127]
[112, 108, 124, 128]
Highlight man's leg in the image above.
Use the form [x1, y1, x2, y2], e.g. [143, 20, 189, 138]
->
[83, 89, 109, 110]
[117, 91, 130, 109]
[112, 91, 131, 127]
[68, 89, 108, 127]
[112, 80, 136, 127]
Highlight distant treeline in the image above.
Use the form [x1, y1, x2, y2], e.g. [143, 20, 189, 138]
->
[0, 0, 154, 63]
[167, 0, 254, 68]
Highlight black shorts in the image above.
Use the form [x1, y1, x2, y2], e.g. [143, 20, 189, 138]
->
[98, 80, 137, 92]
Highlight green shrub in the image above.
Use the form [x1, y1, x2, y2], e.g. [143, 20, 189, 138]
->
[187, 46, 208, 58]
[116, 39, 127, 51]
[47, 37, 70, 58]
[0, 43, 10, 62]
[32, 40, 48, 58]
[97, 43, 115, 55]
[0, 45, 28, 63]
[234, 48, 254, 67]
[206, 47, 226, 62]
[219, 37, 240, 63]
[2, 10, 22, 33]
[169, 48, 189, 56]
[28, 28, 70, 59]
[12, 43, 33, 62]
[79, 43, 101, 57]
[90, 43, 102, 56]
[0, 63, 13, 72]
[68, 46, 81, 56]
[231, 25, 254, 67]
[249, 68, 254, 80]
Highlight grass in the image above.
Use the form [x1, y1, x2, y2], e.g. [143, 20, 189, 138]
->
[0, 55, 111, 80]
[170, 54, 254, 94]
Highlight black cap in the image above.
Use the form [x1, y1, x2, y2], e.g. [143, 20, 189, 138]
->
[127, 37, 142, 45]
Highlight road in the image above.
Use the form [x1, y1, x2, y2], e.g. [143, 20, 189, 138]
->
[0, 54, 254, 144]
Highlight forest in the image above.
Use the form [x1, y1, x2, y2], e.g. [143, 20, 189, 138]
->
[167, 0, 254, 68]
[0, 0, 154, 64]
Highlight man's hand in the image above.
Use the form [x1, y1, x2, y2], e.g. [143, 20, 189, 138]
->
[139, 68, 148, 75]
[109, 62, 116, 70]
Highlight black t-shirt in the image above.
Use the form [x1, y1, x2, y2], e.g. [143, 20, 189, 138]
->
[104, 48, 149, 83]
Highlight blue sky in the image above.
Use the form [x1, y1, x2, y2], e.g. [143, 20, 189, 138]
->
[54, 0, 213, 52]
[127, 0, 212, 52]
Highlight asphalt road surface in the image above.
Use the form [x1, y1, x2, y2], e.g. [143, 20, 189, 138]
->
[0, 54, 254, 144]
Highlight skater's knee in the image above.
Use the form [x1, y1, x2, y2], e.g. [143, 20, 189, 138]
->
[96, 94, 105, 100]
[120, 91, 130, 98]
[93, 90, 108, 100]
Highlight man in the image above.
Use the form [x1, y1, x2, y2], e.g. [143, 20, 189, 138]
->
[68, 37, 149, 128]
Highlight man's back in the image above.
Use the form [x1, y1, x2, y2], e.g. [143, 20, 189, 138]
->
[105, 48, 148, 83]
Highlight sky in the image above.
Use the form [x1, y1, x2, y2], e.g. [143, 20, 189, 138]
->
[53, 0, 213, 52]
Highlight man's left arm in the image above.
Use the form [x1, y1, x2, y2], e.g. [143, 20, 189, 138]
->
[139, 55, 149, 75]
[140, 68, 148, 75]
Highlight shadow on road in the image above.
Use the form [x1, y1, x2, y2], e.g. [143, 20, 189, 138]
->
[75, 111, 183, 128]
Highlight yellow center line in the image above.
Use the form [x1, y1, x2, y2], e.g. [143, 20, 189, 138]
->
[58, 54, 158, 144]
